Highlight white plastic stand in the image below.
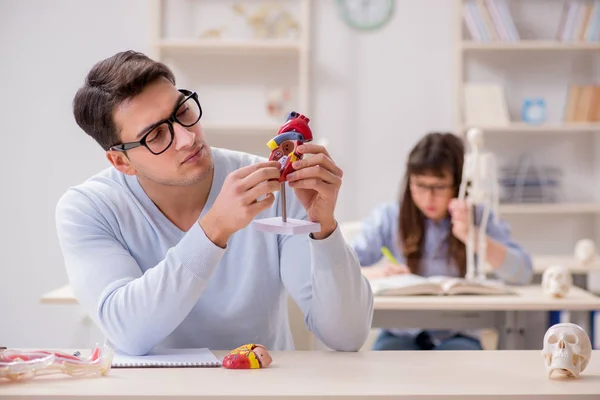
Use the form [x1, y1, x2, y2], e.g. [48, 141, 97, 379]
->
[253, 182, 321, 235]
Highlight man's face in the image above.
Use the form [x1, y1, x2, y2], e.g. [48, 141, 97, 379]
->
[110, 78, 213, 186]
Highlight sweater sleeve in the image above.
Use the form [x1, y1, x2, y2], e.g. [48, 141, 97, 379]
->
[478, 207, 534, 285]
[278, 195, 374, 352]
[350, 202, 404, 267]
[55, 190, 226, 355]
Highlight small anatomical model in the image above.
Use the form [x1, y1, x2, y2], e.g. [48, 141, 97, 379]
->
[574, 239, 596, 265]
[541, 265, 573, 298]
[222, 344, 273, 369]
[541, 323, 592, 379]
[0, 346, 112, 382]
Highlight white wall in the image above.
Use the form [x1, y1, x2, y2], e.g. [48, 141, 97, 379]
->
[0, 0, 151, 348]
[0, 0, 591, 349]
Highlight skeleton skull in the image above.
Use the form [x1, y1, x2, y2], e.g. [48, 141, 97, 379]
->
[574, 239, 596, 265]
[541, 265, 572, 298]
[541, 323, 592, 378]
[466, 128, 484, 148]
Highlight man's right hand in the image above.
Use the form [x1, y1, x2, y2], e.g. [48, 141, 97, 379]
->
[200, 161, 282, 247]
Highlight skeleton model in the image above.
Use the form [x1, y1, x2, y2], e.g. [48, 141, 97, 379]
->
[458, 128, 500, 281]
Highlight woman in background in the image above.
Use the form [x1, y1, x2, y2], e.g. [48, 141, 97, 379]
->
[351, 132, 533, 351]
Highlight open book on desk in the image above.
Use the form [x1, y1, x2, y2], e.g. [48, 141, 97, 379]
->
[112, 348, 221, 368]
[369, 274, 516, 296]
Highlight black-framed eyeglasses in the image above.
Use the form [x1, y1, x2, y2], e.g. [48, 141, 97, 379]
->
[109, 89, 202, 155]
[409, 181, 454, 197]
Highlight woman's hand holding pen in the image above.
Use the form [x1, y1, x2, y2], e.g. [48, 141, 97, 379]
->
[383, 263, 410, 276]
[362, 263, 410, 280]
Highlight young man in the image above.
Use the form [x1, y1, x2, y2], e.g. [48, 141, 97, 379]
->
[56, 51, 373, 356]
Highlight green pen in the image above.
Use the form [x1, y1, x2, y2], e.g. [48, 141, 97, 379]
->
[380, 246, 399, 264]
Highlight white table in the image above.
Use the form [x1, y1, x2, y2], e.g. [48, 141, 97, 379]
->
[2, 350, 599, 399]
[372, 285, 600, 349]
[41, 284, 600, 349]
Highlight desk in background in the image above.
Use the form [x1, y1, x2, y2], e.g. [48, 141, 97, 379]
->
[40, 284, 75, 304]
[372, 285, 600, 350]
[41, 284, 600, 350]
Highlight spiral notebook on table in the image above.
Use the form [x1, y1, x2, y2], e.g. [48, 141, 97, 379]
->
[112, 348, 221, 368]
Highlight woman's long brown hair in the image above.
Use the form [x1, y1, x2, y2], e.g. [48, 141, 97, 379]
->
[399, 132, 466, 277]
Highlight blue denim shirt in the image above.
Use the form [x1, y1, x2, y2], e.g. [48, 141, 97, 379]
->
[351, 201, 534, 342]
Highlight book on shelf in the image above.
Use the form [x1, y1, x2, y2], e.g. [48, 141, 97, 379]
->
[369, 274, 516, 296]
[564, 84, 600, 122]
[463, 0, 520, 42]
[556, 0, 600, 42]
[463, 83, 510, 126]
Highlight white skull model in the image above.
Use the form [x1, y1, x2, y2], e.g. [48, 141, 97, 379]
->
[541, 323, 592, 378]
[541, 265, 572, 298]
[574, 239, 596, 265]
[542, 265, 573, 298]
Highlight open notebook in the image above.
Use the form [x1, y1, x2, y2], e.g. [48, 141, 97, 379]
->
[369, 274, 515, 296]
[112, 348, 221, 368]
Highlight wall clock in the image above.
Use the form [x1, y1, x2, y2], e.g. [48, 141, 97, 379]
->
[337, 0, 395, 31]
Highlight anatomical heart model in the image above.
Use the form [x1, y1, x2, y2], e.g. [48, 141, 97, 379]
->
[541, 323, 592, 379]
[222, 344, 273, 369]
[252, 111, 321, 235]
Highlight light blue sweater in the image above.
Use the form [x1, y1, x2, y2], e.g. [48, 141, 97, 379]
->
[351, 202, 533, 285]
[351, 201, 533, 343]
[55, 147, 374, 356]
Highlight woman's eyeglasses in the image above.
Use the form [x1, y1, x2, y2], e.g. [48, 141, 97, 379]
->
[409, 182, 454, 197]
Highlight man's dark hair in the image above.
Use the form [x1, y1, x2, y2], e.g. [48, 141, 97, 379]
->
[73, 50, 176, 151]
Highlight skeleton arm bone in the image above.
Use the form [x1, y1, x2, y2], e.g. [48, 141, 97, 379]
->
[488, 153, 500, 224]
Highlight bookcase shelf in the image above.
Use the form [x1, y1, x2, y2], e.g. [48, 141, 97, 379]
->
[151, 0, 312, 154]
[499, 202, 600, 215]
[455, 0, 600, 259]
[460, 123, 600, 134]
[157, 39, 303, 54]
[462, 40, 600, 51]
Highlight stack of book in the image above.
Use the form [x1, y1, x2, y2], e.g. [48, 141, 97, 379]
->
[564, 84, 600, 123]
[463, 0, 520, 42]
[556, 1, 600, 42]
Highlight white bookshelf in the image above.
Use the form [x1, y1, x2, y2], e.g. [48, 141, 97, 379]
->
[157, 38, 304, 53]
[150, 0, 312, 154]
[462, 40, 600, 50]
[499, 202, 600, 215]
[460, 123, 600, 133]
[454, 0, 600, 257]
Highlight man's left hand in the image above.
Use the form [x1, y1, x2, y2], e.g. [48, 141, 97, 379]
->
[286, 143, 342, 239]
